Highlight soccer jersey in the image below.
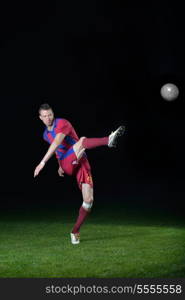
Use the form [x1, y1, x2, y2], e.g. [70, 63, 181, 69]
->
[43, 118, 93, 189]
[43, 118, 79, 160]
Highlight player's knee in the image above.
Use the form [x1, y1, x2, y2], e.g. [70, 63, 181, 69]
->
[82, 198, 94, 210]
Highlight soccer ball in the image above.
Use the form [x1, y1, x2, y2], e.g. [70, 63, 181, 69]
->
[160, 83, 179, 101]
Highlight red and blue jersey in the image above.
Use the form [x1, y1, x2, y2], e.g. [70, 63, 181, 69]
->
[43, 118, 79, 160]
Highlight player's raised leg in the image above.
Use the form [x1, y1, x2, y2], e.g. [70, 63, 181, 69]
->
[73, 137, 86, 161]
[71, 183, 94, 245]
[73, 125, 125, 160]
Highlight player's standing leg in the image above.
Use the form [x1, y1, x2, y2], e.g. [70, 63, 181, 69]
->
[70, 183, 93, 244]
[70, 125, 125, 244]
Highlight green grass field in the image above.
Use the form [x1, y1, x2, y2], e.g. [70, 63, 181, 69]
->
[0, 203, 185, 278]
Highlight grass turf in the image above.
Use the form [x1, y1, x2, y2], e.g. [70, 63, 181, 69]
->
[0, 204, 185, 278]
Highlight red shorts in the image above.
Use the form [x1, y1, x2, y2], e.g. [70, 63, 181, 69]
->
[59, 147, 93, 190]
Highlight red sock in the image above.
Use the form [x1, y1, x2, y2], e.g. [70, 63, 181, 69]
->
[72, 206, 90, 234]
[82, 137, 108, 149]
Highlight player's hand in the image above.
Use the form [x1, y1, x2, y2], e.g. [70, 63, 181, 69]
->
[34, 162, 45, 178]
[58, 166, 64, 177]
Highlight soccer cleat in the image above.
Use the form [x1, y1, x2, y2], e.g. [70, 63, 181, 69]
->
[70, 233, 80, 245]
[108, 125, 125, 147]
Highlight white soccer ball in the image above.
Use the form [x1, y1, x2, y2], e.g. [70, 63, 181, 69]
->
[160, 83, 179, 101]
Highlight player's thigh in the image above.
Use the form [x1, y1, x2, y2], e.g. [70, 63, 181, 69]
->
[60, 150, 77, 175]
[82, 183, 94, 203]
[73, 137, 86, 159]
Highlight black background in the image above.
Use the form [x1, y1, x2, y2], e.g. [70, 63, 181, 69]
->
[0, 0, 185, 214]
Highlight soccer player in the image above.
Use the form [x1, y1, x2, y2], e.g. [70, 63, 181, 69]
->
[34, 103, 125, 244]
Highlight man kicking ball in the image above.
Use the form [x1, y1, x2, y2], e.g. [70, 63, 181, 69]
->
[34, 103, 125, 244]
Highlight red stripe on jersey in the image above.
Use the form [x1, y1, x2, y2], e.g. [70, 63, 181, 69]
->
[47, 133, 54, 143]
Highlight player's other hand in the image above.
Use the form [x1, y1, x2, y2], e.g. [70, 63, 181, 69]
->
[58, 166, 64, 177]
[34, 163, 45, 178]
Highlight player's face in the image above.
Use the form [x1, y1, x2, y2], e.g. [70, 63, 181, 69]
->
[39, 109, 54, 127]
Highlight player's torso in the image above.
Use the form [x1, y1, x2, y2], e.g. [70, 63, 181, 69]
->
[43, 118, 79, 160]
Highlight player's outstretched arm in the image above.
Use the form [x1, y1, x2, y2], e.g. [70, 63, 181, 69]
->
[34, 133, 66, 177]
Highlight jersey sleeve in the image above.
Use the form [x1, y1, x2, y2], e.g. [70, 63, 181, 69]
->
[55, 119, 72, 136]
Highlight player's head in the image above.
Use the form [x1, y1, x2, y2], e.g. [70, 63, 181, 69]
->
[38, 103, 54, 127]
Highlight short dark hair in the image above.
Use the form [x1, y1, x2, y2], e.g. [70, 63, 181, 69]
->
[38, 103, 53, 114]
